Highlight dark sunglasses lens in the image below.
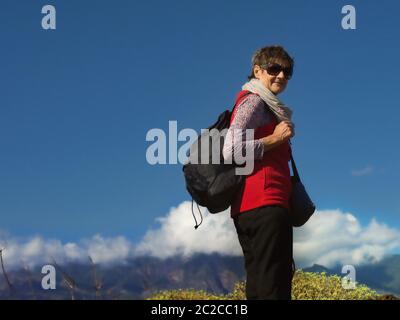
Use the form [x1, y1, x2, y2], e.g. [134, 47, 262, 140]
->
[267, 64, 292, 79]
[266, 64, 281, 76]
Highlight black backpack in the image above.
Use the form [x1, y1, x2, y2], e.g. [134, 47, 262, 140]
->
[182, 91, 251, 228]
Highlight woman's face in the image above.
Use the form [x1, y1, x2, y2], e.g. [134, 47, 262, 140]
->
[253, 64, 289, 95]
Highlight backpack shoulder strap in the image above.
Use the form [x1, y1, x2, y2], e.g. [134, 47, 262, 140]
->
[230, 90, 253, 125]
[289, 140, 301, 183]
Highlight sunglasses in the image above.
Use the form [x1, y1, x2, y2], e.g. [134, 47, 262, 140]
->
[263, 63, 293, 80]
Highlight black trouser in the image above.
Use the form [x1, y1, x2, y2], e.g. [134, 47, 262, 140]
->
[233, 205, 293, 300]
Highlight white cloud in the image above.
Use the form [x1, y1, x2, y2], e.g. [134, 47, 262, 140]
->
[293, 209, 400, 267]
[134, 201, 242, 258]
[136, 202, 400, 268]
[0, 202, 399, 270]
[351, 165, 374, 176]
[84, 235, 132, 264]
[0, 234, 135, 270]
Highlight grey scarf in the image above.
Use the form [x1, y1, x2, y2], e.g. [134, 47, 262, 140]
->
[242, 78, 293, 122]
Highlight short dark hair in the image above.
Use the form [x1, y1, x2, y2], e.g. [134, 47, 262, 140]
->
[248, 45, 294, 80]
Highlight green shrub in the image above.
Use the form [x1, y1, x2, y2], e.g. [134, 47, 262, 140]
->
[146, 288, 229, 300]
[146, 270, 384, 300]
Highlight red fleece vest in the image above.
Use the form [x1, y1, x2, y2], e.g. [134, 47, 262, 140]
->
[229, 90, 292, 217]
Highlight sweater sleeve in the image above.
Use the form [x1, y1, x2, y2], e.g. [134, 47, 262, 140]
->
[223, 94, 271, 163]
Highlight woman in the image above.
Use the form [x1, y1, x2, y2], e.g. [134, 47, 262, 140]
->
[223, 45, 295, 300]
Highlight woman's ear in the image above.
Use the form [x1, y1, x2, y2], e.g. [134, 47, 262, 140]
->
[253, 65, 262, 79]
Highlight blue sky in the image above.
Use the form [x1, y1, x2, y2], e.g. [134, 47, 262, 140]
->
[0, 0, 399, 248]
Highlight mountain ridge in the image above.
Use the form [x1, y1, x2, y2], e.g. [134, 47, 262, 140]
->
[0, 253, 399, 299]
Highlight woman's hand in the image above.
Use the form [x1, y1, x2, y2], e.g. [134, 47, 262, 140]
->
[273, 120, 295, 142]
[261, 121, 295, 153]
